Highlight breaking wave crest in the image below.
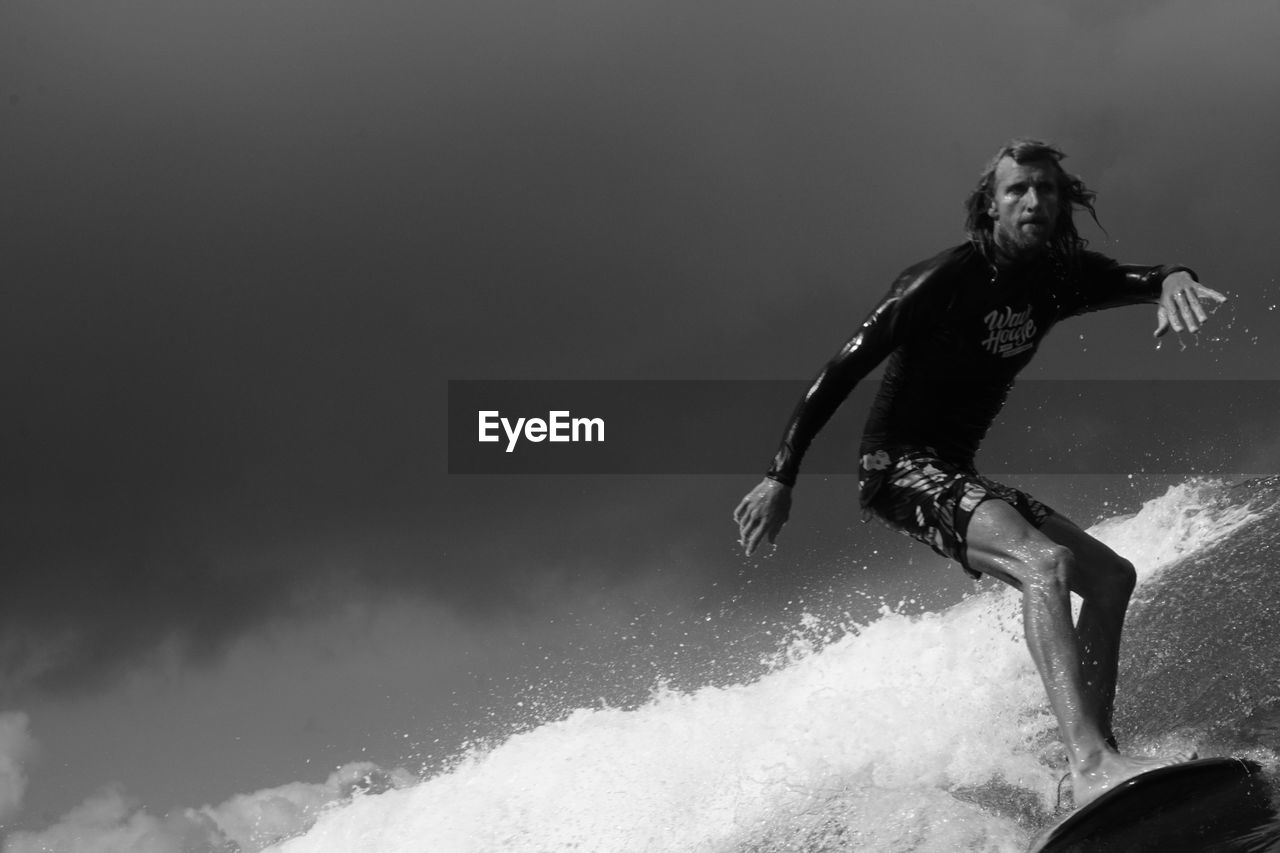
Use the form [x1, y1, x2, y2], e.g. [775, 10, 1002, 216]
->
[249, 477, 1277, 853]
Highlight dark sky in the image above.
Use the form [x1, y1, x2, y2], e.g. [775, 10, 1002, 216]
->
[3, 0, 1280, 834]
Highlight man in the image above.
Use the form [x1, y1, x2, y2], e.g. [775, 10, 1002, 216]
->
[732, 139, 1226, 808]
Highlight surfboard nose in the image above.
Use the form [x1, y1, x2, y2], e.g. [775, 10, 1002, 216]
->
[1027, 757, 1277, 853]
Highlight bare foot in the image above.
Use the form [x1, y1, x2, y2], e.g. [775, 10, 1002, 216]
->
[1072, 747, 1198, 808]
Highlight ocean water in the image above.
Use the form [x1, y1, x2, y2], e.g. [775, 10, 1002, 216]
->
[255, 478, 1280, 853]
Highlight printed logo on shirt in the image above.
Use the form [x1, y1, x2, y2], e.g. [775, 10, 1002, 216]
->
[981, 305, 1036, 357]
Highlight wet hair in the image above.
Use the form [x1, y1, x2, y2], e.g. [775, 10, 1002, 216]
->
[964, 138, 1102, 264]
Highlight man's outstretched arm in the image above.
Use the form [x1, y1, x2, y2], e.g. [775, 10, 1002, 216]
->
[1070, 253, 1227, 333]
[733, 265, 940, 555]
[733, 318, 891, 555]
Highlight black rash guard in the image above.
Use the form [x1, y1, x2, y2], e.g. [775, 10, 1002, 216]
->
[766, 242, 1195, 486]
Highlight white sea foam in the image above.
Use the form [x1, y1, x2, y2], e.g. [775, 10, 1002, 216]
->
[1089, 478, 1261, 583]
[255, 481, 1259, 853]
[6, 482, 1260, 853]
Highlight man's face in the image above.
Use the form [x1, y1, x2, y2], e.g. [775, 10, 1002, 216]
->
[987, 156, 1061, 256]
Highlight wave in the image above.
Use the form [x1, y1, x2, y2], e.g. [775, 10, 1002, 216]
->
[254, 477, 1278, 852]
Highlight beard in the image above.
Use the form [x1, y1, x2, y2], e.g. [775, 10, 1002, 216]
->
[993, 221, 1053, 258]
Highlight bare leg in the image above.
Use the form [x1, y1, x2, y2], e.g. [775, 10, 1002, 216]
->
[1039, 514, 1135, 747]
[1077, 601, 1122, 746]
[966, 500, 1191, 808]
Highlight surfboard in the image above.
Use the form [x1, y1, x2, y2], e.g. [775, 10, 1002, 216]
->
[1027, 757, 1274, 853]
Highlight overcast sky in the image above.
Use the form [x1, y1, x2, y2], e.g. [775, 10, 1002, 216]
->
[3, 0, 1280, 839]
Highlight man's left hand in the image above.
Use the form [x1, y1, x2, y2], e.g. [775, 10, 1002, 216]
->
[1155, 271, 1227, 337]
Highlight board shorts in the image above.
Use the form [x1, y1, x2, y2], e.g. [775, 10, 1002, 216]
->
[858, 446, 1054, 579]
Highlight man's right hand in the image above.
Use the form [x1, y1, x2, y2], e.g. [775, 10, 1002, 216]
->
[733, 478, 792, 556]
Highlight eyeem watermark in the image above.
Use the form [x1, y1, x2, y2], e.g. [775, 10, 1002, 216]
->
[478, 410, 605, 452]
[450, 380, 1280, 475]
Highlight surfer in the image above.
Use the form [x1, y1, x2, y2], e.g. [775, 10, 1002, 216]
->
[733, 139, 1226, 808]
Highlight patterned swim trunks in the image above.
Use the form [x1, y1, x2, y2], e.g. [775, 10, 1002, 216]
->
[858, 447, 1054, 579]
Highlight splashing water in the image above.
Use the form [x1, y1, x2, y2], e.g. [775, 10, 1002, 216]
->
[238, 480, 1272, 852]
[1089, 478, 1261, 584]
[267, 593, 1050, 853]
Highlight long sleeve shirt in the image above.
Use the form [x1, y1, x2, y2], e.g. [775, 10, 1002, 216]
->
[766, 242, 1194, 486]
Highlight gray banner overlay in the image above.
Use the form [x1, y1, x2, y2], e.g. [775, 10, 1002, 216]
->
[448, 380, 1280, 476]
